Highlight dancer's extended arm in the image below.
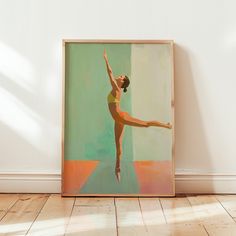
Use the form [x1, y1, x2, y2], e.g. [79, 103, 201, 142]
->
[103, 49, 119, 90]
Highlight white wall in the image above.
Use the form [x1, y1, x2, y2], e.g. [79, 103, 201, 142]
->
[1, 0, 236, 193]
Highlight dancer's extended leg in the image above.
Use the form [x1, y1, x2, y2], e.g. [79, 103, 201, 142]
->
[148, 121, 172, 129]
[116, 112, 171, 129]
[116, 112, 148, 127]
[114, 121, 125, 182]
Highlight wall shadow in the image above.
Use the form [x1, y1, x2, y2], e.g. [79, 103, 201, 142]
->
[174, 44, 213, 191]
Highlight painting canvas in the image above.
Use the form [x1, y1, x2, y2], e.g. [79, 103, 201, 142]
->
[62, 40, 175, 196]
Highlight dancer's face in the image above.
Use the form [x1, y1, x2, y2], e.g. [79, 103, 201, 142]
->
[116, 75, 125, 88]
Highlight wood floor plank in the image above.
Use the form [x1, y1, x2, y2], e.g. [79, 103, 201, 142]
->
[160, 197, 208, 235]
[75, 197, 114, 207]
[10, 194, 49, 213]
[0, 194, 20, 220]
[187, 195, 235, 224]
[0, 211, 41, 236]
[26, 194, 75, 236]
[0, 194, 48, 236]
[139, 198, 170, 235]
[216, 195, 236, 218]
[203, 225, 236, 236]
[187, 195, 236, 235]
[65, 205, 116, 236]
[161, 197, 198, 224]
[115, 198, 147, 236]
[139, 198, 166, 225]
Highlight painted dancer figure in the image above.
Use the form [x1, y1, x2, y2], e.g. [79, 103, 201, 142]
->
[104, 49, 172, 182]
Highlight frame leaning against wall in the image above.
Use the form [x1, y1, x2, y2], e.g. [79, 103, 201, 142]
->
[61, 40, 175, 197]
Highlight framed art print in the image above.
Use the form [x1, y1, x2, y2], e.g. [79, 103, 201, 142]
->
[62, 40, 175, 196]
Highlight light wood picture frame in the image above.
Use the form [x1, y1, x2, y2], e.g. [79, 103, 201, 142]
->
[62, 40, 175, 197]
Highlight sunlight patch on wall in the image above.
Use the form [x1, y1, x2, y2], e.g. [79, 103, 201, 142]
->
[0, 42, 34, 91]
[0, 87, 41, 148]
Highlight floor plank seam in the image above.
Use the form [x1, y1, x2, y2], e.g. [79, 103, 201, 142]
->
[0, 209, 9, 222]
[185, 195, 210, 236]
[114, 198, 119, 236]
[138, 198, 149, 234]
[0, 194, 20, 222]
[25, 194, 50, 235]
[202, 225, 210, 236]
[159, 198, 168, 224]
[64, 195, 76, 236]
[215, 195, 236, 220]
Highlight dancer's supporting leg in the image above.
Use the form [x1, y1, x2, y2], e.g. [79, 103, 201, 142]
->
[114, 121, 125, 182]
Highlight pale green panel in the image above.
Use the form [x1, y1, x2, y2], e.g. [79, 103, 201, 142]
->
[131, 44, 173, 161]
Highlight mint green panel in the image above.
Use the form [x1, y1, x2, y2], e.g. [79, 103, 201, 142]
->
[64, 43, 133, 162]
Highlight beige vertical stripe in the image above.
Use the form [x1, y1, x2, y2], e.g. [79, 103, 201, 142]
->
[130, 44, 172, 161]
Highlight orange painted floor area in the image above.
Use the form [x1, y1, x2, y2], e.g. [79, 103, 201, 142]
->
[63, 160, 174, 195]
[63, 160, 99, 194]
[133, 160, 174, 195]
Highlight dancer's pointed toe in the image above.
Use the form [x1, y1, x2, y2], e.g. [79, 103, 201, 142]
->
[115, 167, 121, 182]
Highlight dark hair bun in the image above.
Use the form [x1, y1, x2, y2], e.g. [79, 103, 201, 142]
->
[121, 75, 130, 93]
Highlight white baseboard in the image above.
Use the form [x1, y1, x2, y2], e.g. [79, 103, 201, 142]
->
[175, 172, 236, 194]
[0, 172, 61, 193]
[1, 172, 236, 194]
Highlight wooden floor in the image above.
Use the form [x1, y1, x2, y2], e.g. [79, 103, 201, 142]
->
[0, 194, 236, 235]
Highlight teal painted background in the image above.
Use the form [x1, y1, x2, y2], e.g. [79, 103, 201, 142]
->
[65, 43, 133, 162]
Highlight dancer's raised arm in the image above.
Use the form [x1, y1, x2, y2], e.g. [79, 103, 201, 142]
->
[103, 49, 119, 90]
